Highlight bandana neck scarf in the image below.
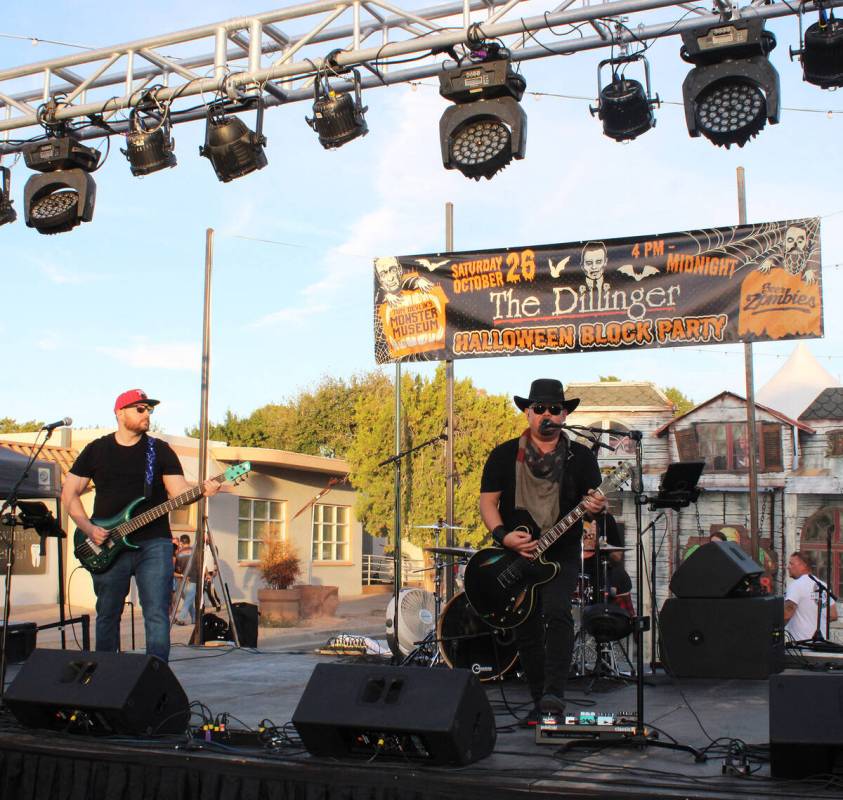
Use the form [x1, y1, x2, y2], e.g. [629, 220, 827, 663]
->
[514, 429, 568, 532]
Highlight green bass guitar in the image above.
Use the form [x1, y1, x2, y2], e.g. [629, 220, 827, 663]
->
[74, 461, 251, 574]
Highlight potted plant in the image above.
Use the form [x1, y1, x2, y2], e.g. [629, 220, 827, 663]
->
[256, 537, 302, 623]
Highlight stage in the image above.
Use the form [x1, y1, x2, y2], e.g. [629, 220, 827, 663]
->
[1, 643, 842, 800]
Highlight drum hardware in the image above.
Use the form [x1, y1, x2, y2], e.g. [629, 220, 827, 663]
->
[413, 524, 466, 530]
[423, 545, 476, 558]
[598, 543, 629, 553]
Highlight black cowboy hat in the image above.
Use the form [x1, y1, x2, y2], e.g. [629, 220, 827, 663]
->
[513, 379, 580, 413]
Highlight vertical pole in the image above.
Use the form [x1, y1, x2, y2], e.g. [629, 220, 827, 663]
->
[737, 168, 760, 562]
[392, 361, 402, 656]
[192, 228, 213, 645]
[445, 202, 456, 601]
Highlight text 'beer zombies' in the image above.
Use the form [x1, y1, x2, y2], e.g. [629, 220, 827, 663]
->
[374, 218, 823, 363]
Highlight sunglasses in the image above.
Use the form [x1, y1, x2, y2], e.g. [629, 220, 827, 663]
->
[128, 405, 154, 414]
[531, 403, 563, 416]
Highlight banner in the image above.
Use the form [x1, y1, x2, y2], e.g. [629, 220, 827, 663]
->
[373, 218, 823, 364]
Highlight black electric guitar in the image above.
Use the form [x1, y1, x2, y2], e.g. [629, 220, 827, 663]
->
[74, 461, 251, 574]
[463, 463, 632, 629]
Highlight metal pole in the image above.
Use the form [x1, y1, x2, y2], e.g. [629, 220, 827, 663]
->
[737, 168, 760, 562]
[392, 361, 402, 656]
[192, 227, 213, 645]
[445, 202, 456, 601]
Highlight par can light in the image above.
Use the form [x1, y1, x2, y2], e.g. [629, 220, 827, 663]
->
[795, 13, 843, 88]
[306, 69, 368, 149]
[200, 104, 267, 183]
[0, 166, 16, 227]
[122, 109, 176, 176]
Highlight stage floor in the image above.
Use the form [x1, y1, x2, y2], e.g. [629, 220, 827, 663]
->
[1, 643, 842, 800]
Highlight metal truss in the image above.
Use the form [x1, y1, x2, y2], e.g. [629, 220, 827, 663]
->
[0, 0, 836, 154]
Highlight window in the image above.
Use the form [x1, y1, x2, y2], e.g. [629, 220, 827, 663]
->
[675, 421, 783, 472]
[238, 498, 286, 562]
[581, 418, 636, 457]
[800, 507, 842, 598]
[312, 504, 351, 562]
[828, 430, 843, 457]
[169, 505, 194, 529]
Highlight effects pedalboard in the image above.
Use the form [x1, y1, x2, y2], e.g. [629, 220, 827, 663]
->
[536, 711, 647, 744]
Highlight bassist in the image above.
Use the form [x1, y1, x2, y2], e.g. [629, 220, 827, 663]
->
[479, 379, 605, 723]
[61, 389, 220, 662]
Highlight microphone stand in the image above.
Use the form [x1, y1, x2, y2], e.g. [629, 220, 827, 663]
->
[378, 433, 447, 663]
[0, 426, 55, 702]
[805, 573, 843, 651]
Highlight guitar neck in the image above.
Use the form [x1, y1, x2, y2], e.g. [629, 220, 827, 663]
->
[118, 475, 221, 536]
[534, 499, 590, 556]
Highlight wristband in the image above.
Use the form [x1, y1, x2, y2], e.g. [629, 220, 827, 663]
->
[491, 525, 507, 545]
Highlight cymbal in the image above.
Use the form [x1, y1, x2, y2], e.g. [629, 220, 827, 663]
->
[599, 543, 629, 553]
[424, 546, 476, 557]
[414, 523, 466, 530]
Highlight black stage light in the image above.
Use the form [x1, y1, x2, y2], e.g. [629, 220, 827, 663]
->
[792, 9, 843, 88]
[591, 54, 659, 141]
[22, 136, 98, 234]
[0, 166, 16, 226]
[681, 19, 780, 148]
[438, 44, 527, 180]
[121, 108, 176, 176]
[199, 102, 267, 182]
[306, 68, 368, 149]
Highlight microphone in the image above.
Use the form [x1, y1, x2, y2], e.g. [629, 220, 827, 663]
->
[42, 417, 72, 432]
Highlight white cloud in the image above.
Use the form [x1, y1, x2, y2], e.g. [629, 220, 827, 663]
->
[41, 262, 106, 284]
[250, 302, 330, 327]
[96, 340, 200, 371]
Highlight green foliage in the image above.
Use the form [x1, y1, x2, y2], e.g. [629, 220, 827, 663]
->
[0, 418, 43, 434]
[599, 375, 621, 382]
[663, 386, 695, 416]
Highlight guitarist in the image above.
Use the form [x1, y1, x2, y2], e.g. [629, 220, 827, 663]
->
[479, 379, 605, 723]
[61, 389, 221, 662]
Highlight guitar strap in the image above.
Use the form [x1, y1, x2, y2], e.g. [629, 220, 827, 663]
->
[143, 436, 157, 499]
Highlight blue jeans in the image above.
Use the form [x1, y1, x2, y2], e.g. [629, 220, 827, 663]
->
[176, 578, 197, 624]
[91, 536, 173, 662]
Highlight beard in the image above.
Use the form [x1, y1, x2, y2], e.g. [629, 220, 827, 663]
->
[782, 247, 807, 276]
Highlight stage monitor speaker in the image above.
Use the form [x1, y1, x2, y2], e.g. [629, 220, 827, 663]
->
[4, 648, 190, 735]
[292, 663, 495, 765]
[659, 596, 784, 679]
[770, 672, 843, 777]
[669, 541, 763, 598]
[231, 602, 258, 648]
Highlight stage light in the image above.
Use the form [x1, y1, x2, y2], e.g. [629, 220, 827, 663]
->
[681, 19, 780, 148]
[438, 44, 527, 180]
[590, 54, 659, 141]
[22, 136, 98, 234]
[121, 108, 176, 176]
[792, 9, 843, 88]
[306, 68, 368, 149]
[0, 166, 16, 226]
[199, 102, 267, 182]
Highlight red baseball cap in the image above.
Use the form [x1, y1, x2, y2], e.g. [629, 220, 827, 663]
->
[114, 389, 160, 413]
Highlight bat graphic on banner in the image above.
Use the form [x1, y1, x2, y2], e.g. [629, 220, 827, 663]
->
[618, 264, 660, 281]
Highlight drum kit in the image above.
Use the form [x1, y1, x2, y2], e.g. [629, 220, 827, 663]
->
[386, 521, 634, 685]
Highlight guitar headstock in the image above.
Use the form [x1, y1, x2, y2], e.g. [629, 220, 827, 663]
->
[223, 461, 251, 485]
[599, 462, 633, 495]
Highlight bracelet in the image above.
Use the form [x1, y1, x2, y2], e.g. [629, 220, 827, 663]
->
[491, 525, 507, 545]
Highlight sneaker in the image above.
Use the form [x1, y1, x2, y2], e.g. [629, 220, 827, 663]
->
[539, 693, 566, 714]
[520, 705, 541, 728]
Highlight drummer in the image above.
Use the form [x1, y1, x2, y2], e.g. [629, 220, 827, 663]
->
[582, 512, 632, 614]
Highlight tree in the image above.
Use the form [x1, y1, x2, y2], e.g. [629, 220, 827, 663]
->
[599, 375, 621, 382]
[0, 418, 42, 434]
[663, 386, 694, 416]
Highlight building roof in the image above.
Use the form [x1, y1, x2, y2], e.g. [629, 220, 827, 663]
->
[212, 446, 350, 477]
[0, 440, 79, 482]
[756, 342, 841, 420]
[800, 387, 843, 421]
[566, 381, 673, 410]
[654, 391, 815, 435]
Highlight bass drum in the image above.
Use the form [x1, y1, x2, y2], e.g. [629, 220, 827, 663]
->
[437, 592, 519, 681]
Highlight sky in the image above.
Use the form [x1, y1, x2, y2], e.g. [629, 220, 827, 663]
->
[1, 1, 841, 435]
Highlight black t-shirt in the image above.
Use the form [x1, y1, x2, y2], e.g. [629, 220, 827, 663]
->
[480, 436, 602, 562]
[70, 433, 184, 542]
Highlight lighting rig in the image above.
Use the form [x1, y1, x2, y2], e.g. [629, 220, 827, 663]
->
[591, 53, 660, 141]
[199, 99, 268, 182]
[438, 41, 527, 180]
[0, 166, 15, 226]
[121, 97, 177, 176]
[306, 58, 369, 149]
[22, 132, 99, 235]
[681, 18, 780, 149]
[791, 4, 843, 88]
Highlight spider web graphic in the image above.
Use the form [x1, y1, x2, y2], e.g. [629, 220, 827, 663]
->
[680, 219, 821, 276]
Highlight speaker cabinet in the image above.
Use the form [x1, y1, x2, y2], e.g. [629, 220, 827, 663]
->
[4, 649, 190, 735]
[0, 622, 37, 663]
[231, 602, 258, 648]
[659, 596, 784, 679]
[770, 672, 843, 777]
[292, 663, 495, 765]
[670, 541, 763, 598]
